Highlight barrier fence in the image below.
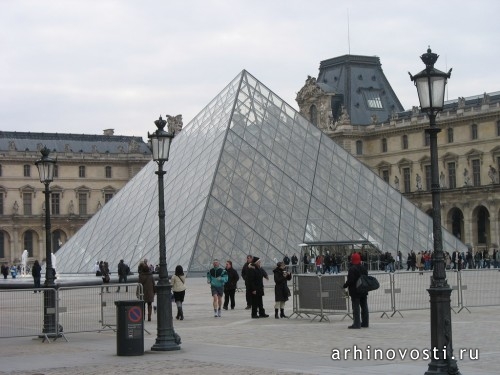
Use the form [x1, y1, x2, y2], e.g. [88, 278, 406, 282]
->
[1, 270, 499, 339]
[0, 283, 142, 340]
[292, 269, 500, 321]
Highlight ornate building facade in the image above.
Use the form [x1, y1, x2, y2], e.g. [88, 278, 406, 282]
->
[297, 54, 500, 254]
[0, 130, 151, 264]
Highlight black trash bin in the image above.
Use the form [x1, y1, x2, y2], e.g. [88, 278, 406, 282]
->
[115, 300, 145, 356]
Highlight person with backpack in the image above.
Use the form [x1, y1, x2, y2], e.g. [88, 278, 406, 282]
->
[343, 252, 369, 329]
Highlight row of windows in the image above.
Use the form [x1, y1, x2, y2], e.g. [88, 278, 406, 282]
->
[0, 191, 114, 216]
[0, 165, 113, 178]
[381, 159, 489, 193]
[355, 122, 499, 156]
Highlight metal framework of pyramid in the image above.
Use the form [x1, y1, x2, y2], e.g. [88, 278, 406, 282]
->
[55, 70, 467, 274]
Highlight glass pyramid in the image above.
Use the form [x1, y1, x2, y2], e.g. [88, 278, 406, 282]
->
[55, 70, 467, 274]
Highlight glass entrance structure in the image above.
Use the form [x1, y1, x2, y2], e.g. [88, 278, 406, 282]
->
[55, 70, 467, 274]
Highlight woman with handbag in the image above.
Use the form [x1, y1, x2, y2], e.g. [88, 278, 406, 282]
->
[273, 262, 292, 319]
[343, 252, 369, 329]
[171, 265, 186, 320]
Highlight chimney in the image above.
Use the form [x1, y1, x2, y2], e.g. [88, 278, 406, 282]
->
[103, 129, 114, 136]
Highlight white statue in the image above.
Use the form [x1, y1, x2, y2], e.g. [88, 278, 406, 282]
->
[21, 250, 28, 277]
[488, 165, 497, 184]
[416, 174, 422, 191]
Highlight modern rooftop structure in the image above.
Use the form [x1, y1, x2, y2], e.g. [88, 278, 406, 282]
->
[55, 70, 466, 274]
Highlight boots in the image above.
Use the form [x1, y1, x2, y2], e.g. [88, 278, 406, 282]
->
[179, 306, 184, 321]
[176, 308, 180, 320]
[280, 308, 288, 319]
[275, 309, 279, 319]
[147, 304, 152, 321]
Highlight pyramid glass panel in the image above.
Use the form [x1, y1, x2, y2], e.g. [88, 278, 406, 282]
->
[55, 70, 467, 274]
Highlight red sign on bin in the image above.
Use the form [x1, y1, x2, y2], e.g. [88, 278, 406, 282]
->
[128, 306, 142, 323]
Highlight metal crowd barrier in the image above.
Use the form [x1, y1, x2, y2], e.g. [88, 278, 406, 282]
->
[58, 283, 141, 333]
[0, 288, 48, 338]
[0, 283, 143, 340]
[291, 274, 349, 322]
[458, 269, 500, 312]
[291, 269, 499, 321]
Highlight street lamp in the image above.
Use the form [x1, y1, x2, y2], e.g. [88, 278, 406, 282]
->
[148, 115, 180, 351]
[35, 146, 58, 337]
[410, 48, 460, 375]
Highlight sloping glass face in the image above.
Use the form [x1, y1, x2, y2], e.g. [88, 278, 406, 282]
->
[55, 70, 467, 274]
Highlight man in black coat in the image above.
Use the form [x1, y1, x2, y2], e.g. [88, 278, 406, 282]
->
[246, 257, 269, 318]
[343, 252, 369, 329]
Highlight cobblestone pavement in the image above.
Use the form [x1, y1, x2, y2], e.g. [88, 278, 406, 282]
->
[1, 276, 499, 374]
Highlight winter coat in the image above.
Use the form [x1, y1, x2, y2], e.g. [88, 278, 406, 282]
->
[273, 267, 291, 302]
[241, 262, 250, 281]
[246, 264, 265, 296]
[224, 267, 240, 291]
[206, 266, 228, 288]
[343, 263, 368, 298]
[171, 274, 187, 292]
[31, 262, 42, 278]
[139, 270, 155, 303]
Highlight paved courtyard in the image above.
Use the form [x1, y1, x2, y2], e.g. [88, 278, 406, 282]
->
[0, 275, 499, 374]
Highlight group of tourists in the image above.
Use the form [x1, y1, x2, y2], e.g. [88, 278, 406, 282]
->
[406, 248, 500, 271]
[206, 255, 292, 319]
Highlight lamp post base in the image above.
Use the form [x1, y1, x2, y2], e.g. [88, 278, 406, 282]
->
[425, 287, 461, 375]
[151, 282, 181, 352]
[151, 337, 181, 351]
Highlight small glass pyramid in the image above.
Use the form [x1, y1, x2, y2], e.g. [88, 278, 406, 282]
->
[55, 70, 467, 273]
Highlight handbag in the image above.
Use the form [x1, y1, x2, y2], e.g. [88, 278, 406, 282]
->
[356, 274, 380, 294]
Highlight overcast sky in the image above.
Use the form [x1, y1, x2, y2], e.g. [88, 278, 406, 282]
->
[2, 0, 499, 142]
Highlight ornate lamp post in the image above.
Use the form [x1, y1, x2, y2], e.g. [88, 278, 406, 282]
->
[148, 115, 180, 351]
[35, 146, 58, 336]
[410, 48, 460, 374]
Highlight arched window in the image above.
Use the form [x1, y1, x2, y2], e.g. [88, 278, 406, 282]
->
[309, 105, 318, 126]
[0, 231, 5, 258]
[23, 230, 34, 257]
[52, 229, 66, 253]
